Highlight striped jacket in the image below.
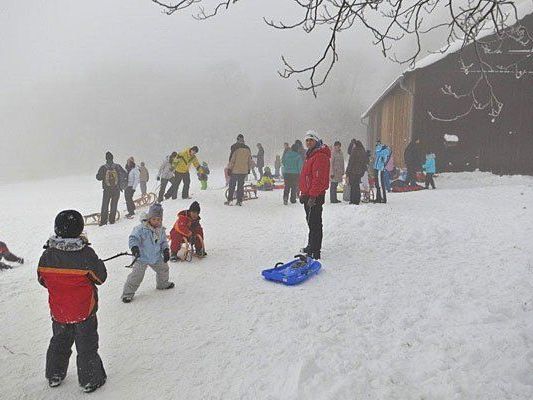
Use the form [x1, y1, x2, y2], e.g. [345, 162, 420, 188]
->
[38, 237, 107, 324]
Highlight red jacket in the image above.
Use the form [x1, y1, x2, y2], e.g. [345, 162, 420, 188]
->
[172, 210, 203, 239]
[299, 144, 331, 197]
[38, 237, 107, 324]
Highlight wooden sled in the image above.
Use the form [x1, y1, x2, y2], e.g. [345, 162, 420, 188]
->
[225, 184, 258, 201]
[133, 192, 157, 208]
[83, 211, 121, 226]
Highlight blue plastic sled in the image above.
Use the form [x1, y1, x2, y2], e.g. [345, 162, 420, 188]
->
[262, 255, 321, 285]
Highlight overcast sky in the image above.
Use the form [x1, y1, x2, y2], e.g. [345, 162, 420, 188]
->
[0, 0, 407, 181]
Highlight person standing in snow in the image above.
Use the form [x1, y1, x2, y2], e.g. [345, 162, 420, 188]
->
[197, 161, 210, 190]
[329, 141, 345, 204]
[423, 152, 437, 189]
[96, 151, 127, 226]
[404, 138, 424, 186]
[169, 201, 206, 261]
[38, 210, 107, 393]
[157, 152, 177, 203]
[139, 162, 149, 196]
[373, 142, 391, 204]
[255, 143, 265, 179]
[345, 140, 367, 205]
[274, 155, 282, 178]
[166, 146, 201, 200]
[384, 149, 395, 192]
[282, 143, 303, 205]
[226, 135, 253, 206]
[294, 139, 306, 162]
[125, 157, 140, 218]
[122, 203, 173, 303]
[0, 240, 24, 269]
[347, 138, 357, 155]
[282, 142, 290, 158]
[299, 131, 331, 260]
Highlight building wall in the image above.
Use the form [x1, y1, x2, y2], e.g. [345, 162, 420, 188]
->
[366, 75, 415, 167]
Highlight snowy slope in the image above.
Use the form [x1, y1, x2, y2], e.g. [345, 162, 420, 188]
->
[1, 171, 533, 400]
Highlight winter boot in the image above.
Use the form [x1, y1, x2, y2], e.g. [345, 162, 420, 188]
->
[162, 282, 175, 290]
[169, 253, 179, 262]
[122, 295, 133, 303]
[48, 376, 63, 388]
[82, 380, 106, 393]
[283, 199, 288, 205]
[312, 251, 321, 260]
[236, 201, 243, 206]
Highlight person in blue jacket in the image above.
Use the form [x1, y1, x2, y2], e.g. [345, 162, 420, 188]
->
[121, 203, 174, 303]
[423, 152, 437, 189]
[281, 143, 304, 204]
[373, 141, 391, 203]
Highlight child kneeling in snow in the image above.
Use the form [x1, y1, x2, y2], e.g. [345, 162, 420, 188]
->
[37, 210, 107, 393]
[122, 203, 174, 303]
[169, 201, 206, 261]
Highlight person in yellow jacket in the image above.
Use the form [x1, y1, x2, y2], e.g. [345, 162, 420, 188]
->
[164, 146, 200, 200]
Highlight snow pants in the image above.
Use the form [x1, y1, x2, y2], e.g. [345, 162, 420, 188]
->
[304, 194, 324, 253]
[425, 173, 436, 189]
[124, 186, 136, 215]
[100, 188, 120, 224]
[46, 315, 106, 387]
[166, 172, 191, 199]
[158, 178, 170, 202]
[200, 179, 208, 190]
[228, 173, 246, 203]
[283, 173, 299, 203]
[122, 260, 171, 297]
[169, 228, 204, 255]
[349, 175, 361, 204]
[374, 170, 387, 203]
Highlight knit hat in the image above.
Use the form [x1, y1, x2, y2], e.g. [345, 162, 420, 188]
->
[237, 134, 244, 141]
[147, 203, 163, 219]
[105, 151, 113, 162]
[189, 201, 201, 213]
[54, 210, 84, 239]
[304, 130, 320, 143]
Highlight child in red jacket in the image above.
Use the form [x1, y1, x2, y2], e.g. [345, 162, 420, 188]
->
[0, 240, 24, 269]
[169, 201, 206, 261]
[38, 210, 107, 393]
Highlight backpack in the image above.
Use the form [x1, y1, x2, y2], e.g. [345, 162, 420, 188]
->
[104, 166, 119, 188]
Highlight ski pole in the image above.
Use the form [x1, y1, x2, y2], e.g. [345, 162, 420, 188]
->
[102, 252, 133, 262]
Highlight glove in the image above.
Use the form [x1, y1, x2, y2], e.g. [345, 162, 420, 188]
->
[163, 248, 170, 263]
[307, 197, 316, 208]
[157, 176, 160, 181]
[300, 195, 309, 205]
[131, 246, 140, 258]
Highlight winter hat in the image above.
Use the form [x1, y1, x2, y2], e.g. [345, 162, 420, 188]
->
[189, 201, 201, 213]
[237, 134, 244, 141]
[191, 146, 199, 153]
[304, 130, 320, 143]
[105, 152, 113, 162]
[54, 210, 84, 239]
[147, 203, 163, 220]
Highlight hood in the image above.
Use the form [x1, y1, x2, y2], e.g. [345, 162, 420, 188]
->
[307, 143, 331, 159]
[45, 236, 88, 252]
[178, 209, 201, 222]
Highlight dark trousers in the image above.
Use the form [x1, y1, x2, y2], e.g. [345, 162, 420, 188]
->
[425, 173, 436, 189]
[140, 181, 147, 196]
[100, 188, 120, 224]
[374, 170, 387, 203]
[125, 186, 136, 215]
[283, 173, 299, 203]
[158, 178, 169, 202]
[349, 176, 361, 204]
[406, 166, 418, 186]
[228, 174, 246, 203]
[46, 315, 106, 387]
[166, 172, 191, 199]
[330, 181, 339, 202]
[257, 166, 264, 179]
[304, 194, 324, 252]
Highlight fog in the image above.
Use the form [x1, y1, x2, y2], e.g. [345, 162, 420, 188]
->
[0, 0, 411, 182]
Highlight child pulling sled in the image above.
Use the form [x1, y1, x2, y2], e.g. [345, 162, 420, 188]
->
[122, 203, 174, 303]
[169, 201, 206, 261]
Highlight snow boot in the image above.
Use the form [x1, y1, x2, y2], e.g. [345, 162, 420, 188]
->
[312, 251, 321, 260]
[162, 282, 175, 290]
[82, 380, 106, 394]
[283, 199, 288, 205]
[48, 376, 63, 388]
[170, 253, 179, 262]
[122, 295, 133, 303]
[236, 201, 242, 206]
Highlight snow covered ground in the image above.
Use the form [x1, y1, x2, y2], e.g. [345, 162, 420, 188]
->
[1, 171, 533, 400]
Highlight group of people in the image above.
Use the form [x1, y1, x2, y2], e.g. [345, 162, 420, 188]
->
[96, 152, 151, 223]
[96, 148, 211, 225]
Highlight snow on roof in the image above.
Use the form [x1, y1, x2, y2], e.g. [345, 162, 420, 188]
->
[361, 0, 533, 119]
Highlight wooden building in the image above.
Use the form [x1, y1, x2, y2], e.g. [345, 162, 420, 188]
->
[361, 9, 533, 175]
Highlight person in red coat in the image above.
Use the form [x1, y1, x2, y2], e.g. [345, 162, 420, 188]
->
[169, 201, 206, 260]
[299, 131, 331, 260]
[37, 210, 107, 393]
